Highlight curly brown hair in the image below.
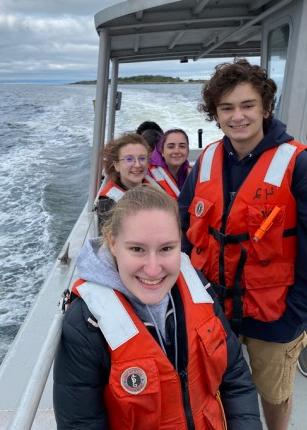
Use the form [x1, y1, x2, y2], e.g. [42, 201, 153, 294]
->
[102, 133, 150, 182]
[199, 58, 277, 124]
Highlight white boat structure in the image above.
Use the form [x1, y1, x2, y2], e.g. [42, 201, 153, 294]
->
[0, 0, 306, 429]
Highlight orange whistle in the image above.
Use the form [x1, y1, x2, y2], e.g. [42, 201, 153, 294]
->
[253, 206, 281, 242]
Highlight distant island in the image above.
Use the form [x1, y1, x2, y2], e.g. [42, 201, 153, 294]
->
[70, 75, 206, 85]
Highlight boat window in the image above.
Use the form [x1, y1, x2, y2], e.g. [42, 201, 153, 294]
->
[267, 24, 290, 118]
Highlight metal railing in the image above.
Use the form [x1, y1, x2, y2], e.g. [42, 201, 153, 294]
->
[8, 310, 64, 430]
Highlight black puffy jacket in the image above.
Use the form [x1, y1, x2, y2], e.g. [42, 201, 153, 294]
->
[53, 284, 262, 430]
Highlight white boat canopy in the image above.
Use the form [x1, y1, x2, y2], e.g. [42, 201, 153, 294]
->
[89, 0, 294, 207]
[93, 0, 292, 63]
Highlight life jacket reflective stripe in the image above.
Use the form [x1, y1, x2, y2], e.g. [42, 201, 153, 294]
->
[97, 177, 157, 203]
[74, 254, 213, 349]
[199, 141, 220, 182]
[98, 180, 125, 202]
[74, 253, 227, 430]
[149, 165, 180, 199]
[264, 142, 297, 186]
[187, 139, 307, 323]
[143, 173, 165, 190]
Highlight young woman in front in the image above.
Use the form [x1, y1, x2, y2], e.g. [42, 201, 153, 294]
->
[53, 185, 262, 430]
[96, 132, 150, 227]
[149, 128, 191, 199]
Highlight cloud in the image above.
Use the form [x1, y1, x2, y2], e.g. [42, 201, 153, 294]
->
[1, 0, 103, 16]
[0, 1, 103, 81]
[0, 2, 259, 83]
[0, 9, 99, 81]
[0, 14, 96, 44]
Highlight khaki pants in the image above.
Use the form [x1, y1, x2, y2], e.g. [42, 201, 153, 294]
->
[241, 331, 307, 404]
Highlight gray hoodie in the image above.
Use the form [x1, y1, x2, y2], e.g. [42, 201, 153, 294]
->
[76, 238, 172, 340]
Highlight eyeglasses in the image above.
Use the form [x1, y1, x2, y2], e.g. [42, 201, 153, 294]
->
[118, 155, 148, 166]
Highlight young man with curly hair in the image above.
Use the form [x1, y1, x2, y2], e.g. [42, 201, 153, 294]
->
[179, 58, 307, 430]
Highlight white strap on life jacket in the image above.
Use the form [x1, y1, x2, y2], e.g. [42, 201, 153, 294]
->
[78, 282, 139, 350]
[78, 254, 213, 350]
[150, 167, 180, 197]
[264, 143, 297, 187]
[106, 186, 125, 202]
[199, 142, 219, 183]
[180, 253, 213, 304]
[144, 174, 163, 190]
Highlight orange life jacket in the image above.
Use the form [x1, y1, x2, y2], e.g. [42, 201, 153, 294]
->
[98, 179, 125, 202]
[187, 139, 307, 323]
[148, 165, 180, 199]
[97, 176, 157, 202]
[73, 254, 227, 430]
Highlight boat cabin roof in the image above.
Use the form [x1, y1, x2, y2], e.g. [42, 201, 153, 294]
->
[93, 0, 287, 64]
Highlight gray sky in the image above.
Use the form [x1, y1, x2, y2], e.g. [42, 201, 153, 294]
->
[0, 1, 256, 83]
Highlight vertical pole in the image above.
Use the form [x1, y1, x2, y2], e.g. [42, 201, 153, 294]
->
[88, 28, 110, 211]
[96, 47, 111, 187]
[198, 128, 203, 148]
[107, 58, 119, 142]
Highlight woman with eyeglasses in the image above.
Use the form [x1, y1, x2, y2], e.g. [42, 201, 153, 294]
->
[96, 133, 151, 229]
[149, 128, 191, 199]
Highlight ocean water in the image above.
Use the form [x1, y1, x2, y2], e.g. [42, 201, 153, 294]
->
[0, 82, 222, 363]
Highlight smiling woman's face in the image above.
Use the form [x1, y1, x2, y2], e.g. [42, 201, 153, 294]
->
[109, 208, 181, 304]
[114, 143, 149, 188]
[162, 132, 189, 173]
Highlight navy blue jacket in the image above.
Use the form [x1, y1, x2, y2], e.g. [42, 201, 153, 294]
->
[179, 119, 307, 342]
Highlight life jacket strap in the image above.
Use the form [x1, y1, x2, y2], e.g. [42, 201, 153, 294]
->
[283, 227, 297, 237]
[211, 244, 247, 335]
[211, 283, 245, 299]
[209, 225, 296, 245]
[209, 226, 250, 245]
[231, 246, 247, 334]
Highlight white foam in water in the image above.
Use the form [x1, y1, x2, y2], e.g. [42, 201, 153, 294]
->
[0, 82, 222, 363]
[116, 83, 222, 146]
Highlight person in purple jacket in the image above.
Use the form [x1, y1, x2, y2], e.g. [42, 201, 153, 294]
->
[149, 128, 191, 199]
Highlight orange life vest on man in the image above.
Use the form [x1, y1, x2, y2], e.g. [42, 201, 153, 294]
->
[187, 139, 306, 324]
[73, 254, 227, 430]
[148, 165, 180, 199]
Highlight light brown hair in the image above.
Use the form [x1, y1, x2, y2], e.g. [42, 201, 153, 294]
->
[101, 184, 180, 245]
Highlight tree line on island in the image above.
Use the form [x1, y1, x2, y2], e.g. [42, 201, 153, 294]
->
[71, 75, 206, 85]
